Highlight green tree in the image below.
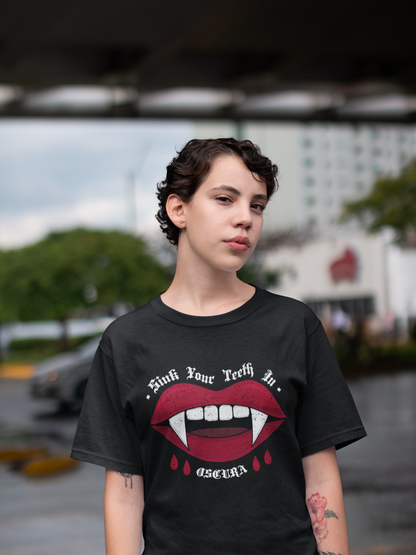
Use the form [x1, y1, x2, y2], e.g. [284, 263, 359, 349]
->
[0, 228, 170, 349]
[341, 160, 416, 245]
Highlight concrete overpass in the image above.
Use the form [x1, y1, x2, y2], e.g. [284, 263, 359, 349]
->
[1, 0, 415, 122]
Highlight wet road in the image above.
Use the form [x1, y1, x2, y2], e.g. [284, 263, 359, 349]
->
[337, 371, 416, 554]
[0, 379, 105, 555]
[1, 371, 416, 555]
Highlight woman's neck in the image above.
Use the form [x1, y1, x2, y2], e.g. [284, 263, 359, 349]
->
[161, 269, 255, 317]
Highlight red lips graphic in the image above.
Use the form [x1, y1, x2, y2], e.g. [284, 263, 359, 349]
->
[151, 381, 286, 462]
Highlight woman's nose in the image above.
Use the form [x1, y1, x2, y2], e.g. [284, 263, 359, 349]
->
[233, 204, 252, 229]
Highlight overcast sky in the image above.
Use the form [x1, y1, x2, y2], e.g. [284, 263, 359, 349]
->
[0, 119, 193, 249]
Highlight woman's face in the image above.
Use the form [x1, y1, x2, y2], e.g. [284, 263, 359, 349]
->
[179, 155, 268, 275]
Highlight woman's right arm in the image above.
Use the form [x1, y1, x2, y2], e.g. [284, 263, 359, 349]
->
[104, 468, 144, 555]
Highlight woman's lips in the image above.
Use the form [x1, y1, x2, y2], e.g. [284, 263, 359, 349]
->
[224, 236, 250, 252]
[151, 381, 286, 463]
[225, 241, 249, 252]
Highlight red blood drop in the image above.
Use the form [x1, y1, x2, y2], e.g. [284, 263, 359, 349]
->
[183, 460, 191, 476]
[253, 456, 260, 472]
[264, 449, 272, 465]
[170, 455, 178, 470]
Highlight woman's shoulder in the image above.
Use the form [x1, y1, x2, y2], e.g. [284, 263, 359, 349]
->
[260, 289, 320, 334]
[100, 297, 159, 349]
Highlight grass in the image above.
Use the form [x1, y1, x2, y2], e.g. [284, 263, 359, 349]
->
[340, 343, 416, 379]
[1, 335, 98, 364]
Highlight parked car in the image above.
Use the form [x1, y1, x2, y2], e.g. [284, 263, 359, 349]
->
[30, 336, 101, 410]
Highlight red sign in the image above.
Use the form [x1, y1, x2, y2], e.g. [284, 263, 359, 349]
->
[329, 248, 359, 283]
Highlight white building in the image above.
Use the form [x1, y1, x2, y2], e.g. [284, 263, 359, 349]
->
[243, 122, 416, 236]
[193, 121, 416, 333]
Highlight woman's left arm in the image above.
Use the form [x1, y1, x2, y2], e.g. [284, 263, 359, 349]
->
[302, 446, 350, 555]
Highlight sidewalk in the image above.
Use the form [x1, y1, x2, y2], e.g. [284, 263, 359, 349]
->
[0, 460, 105, 555]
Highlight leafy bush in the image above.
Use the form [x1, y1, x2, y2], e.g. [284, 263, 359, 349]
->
[5, 335, 98, 363]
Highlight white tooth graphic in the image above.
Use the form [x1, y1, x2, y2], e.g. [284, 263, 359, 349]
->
[187, 407, 203, 420]
[250, 408, 268, 445]
[233, 405, 249, 418]
[204, 405, 218, 421]
[169, 411, 188, 448]
[219, 405, 233, 421]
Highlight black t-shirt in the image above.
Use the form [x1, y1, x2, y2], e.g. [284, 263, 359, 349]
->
[71, 287, 366, 555]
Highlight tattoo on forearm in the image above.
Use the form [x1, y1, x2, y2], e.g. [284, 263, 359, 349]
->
[117, 471, 133, 489]
[306, 492, 339, 545]
[319, 552, 343, 555]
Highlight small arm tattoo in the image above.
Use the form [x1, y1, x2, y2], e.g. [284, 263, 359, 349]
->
[320, 552, 343, 555]
[306, 492, 339, 545]
[117, 471, 133, 489]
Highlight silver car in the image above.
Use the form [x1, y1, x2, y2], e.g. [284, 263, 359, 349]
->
[30, 336, 100, 410]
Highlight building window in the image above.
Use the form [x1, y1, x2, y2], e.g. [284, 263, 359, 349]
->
[304, 176, 315, 186]
[303, 158, 314, 167]
[305, 196, 316, 206]
[305, 296, 375, 319]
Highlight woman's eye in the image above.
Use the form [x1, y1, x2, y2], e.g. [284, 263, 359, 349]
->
[216, 196, 231, 203]
[252, 203, 266, 212]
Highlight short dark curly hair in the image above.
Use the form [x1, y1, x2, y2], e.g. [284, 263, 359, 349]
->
[156, 137, 279, 246]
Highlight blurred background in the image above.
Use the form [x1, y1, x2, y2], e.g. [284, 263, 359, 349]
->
[1, 1, 416, 554]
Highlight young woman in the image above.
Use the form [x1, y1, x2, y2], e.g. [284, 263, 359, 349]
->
[72, 138, 366, 555]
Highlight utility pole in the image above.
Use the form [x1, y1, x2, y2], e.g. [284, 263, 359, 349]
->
[126, 143, 151, 236]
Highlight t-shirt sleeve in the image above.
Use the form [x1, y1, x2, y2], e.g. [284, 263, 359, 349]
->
[296, 322, 367, 457]
[70, 344, 143, 475]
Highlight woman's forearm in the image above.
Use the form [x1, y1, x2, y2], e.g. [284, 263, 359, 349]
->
[302, 447, 349, 555]
[104, 469, 144, 555]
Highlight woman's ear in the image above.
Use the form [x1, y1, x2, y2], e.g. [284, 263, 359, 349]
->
[166, 194, 187, 229]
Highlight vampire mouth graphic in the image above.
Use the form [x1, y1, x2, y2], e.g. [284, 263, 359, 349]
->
[151, 381, 286, 462]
